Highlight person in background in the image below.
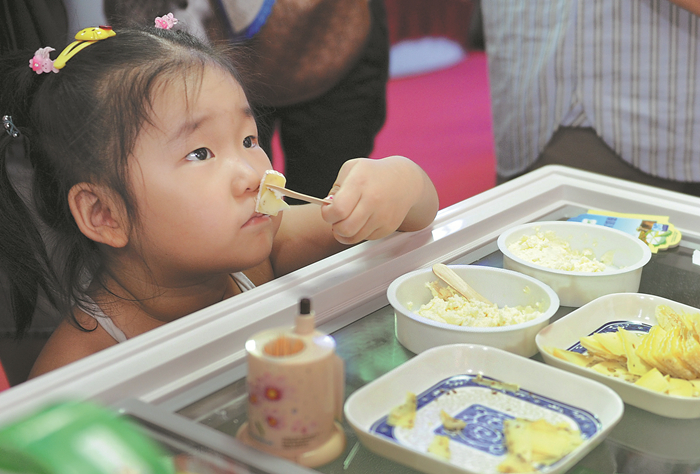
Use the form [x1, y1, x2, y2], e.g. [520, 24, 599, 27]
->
[482, 0, 700, 196]
[104, 0, 390, 203]
[0, 23, 438, 377]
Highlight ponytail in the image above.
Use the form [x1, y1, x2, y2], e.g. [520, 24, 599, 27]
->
[0, 55, 61, 337]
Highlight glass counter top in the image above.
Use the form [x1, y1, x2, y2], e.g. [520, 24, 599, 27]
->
[175, 206, 700, 474]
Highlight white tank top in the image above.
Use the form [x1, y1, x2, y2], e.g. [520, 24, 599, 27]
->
[83, 272, 256, 343]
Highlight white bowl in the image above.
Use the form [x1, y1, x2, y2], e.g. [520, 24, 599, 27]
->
[536, 293, 700, 419]
[497, 221, 652, 307]
[387, 265, 559, 357]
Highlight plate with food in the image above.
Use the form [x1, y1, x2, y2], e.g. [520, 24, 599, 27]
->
[344, 344, 623, 474]
[536, 293, 700, 418]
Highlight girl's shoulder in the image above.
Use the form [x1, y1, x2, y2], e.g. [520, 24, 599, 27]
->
[29, 309, 118, 379]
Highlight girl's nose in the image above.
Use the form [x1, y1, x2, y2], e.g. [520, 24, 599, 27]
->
[230, 158, 263, 196]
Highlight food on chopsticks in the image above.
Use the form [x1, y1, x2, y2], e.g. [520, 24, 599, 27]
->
[497, 418, 583, 473]
[546, 305, 700, 397]
[412, 281, 543, 327]
[387, 392, 417, 428]
[255, 170, 290, 216]
[507, 228, 611, 272]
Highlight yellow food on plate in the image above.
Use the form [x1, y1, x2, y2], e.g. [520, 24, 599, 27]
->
[473, 373, 520, 392]
[427, 435, 451, 459]
[547, 305, 700, 397]
[439, 410, 466, 431]
[255, 170, 290, 216]
[387, 392, 417, 428]
[497, 418, 583, 473]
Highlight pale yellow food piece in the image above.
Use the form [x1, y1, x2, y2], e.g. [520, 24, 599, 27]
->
[657, 327, 698, 379]
[497, 418, 583, 473]
[656, 304, 684, 331]
[590, 360, 640, 383]
[636, 325, 668, 373]
[681, 312, 700, 338]
[592, 332, 626, 358]
[579, 335, 624, 362]
[474, 373, 520, 392]
[617, 328, 652, 376]
[690, 379, 700, 396]
[255, 170, 290, 216]
[387, 392, 417, 429]
[497, 454, 535, 473]
[668, 377, 694, 397]
[439, 410, 466, 431]
[427, 435, 451, 459]
[548, 347, 598, 368]
[634, 367, 668, 393]
[682, 327, 700, 373]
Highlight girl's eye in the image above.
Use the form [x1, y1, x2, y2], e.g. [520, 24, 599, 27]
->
[185, 148, 214, 162]
[243, 136, 258, 148]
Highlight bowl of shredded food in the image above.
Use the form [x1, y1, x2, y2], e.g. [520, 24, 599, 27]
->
[498, 221, 652, 308]
[388, 265, 559, 357]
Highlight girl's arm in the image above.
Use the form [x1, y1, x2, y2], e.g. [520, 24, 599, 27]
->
[270, 155, 439, 275]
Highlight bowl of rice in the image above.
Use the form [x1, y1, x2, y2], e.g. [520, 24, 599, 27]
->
[387, 265, 560, 357]
[497, 221, 652, 308]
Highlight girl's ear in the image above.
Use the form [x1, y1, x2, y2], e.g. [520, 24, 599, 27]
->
[68, 183, 129, 248]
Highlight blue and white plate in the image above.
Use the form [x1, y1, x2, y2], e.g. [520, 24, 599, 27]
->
[537, 292, 700, 418]
[344, 344, 623, 474]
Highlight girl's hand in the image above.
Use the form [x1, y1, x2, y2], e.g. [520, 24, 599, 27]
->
[320, 156, 439, 245]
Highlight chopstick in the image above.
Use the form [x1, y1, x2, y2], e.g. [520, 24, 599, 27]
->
[266, 184, 332, 205]
[432, 263, 493, 304]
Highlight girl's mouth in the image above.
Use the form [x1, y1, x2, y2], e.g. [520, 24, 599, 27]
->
[244, 212, 270, 227]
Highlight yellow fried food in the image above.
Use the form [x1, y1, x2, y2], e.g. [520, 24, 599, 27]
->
[618, 328, 652, 375]
[427, 435, 451, 459]
[387, 392, 417, 428]
[548, 305, 700, 397]
[497, 418, 582, 473]
[439, 410, 466, 431]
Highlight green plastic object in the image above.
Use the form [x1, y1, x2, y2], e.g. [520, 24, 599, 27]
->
[0, 400, 175, 474]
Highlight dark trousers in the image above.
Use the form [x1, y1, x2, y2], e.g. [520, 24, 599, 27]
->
[256, 0, 389, 201]
[499, 127, 700, 197]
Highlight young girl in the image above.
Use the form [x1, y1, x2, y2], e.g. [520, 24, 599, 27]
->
[0, 23, 439, 378]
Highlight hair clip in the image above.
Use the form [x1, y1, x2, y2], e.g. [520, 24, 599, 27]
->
[53, 26, 116, 70]
[29, 47, 58, 74]
[2, 115, 20, 138]
[154, 13, 178, 30]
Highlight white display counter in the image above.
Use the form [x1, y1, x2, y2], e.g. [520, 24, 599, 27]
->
[2, 165, 700, 473]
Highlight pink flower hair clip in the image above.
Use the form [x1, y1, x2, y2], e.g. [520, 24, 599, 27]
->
[154, 13, 178, 30]
[29, 47, 58, 74]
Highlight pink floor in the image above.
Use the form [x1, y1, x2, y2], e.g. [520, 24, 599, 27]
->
[273, 51, 496, 210]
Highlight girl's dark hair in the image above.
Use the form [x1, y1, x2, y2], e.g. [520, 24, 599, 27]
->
[0, 26, 245, 338]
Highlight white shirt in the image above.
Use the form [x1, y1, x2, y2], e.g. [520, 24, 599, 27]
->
[86, 272, 256, 343]
[482, 0, 700, 180]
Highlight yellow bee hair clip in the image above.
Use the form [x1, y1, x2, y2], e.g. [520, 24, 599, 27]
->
[53, 26, 116, 70]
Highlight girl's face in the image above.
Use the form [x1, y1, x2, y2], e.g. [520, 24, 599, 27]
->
[126, 65, 277, 284]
